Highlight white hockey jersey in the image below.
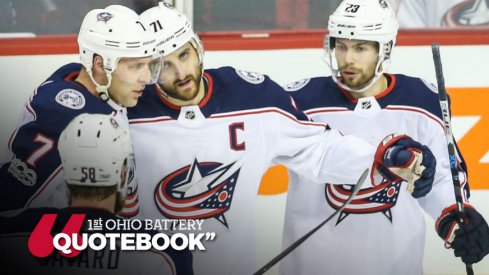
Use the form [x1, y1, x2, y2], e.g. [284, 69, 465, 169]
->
[280, 74, 469, 275]
[127, 67, 379, 275]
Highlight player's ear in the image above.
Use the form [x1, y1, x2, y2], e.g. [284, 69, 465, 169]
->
[92, 55, 105, 74]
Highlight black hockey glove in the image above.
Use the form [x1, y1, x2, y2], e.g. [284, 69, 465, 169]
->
[374, 134, 436, 198]
[436, 204, 489, 264]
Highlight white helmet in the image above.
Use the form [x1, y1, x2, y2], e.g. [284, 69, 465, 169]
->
[325, 0, 398, 93]
[78, 5, 159, 101]
[58, 113, 133, 195]
[140, 2, 204, 65]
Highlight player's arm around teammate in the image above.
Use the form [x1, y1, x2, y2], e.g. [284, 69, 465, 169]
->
[0, 5, 161, 214]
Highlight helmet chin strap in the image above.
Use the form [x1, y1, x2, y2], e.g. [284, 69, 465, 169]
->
[325, 47, 390, 94]
[87, 69, 126, 110]
[95, 72, 113, 102]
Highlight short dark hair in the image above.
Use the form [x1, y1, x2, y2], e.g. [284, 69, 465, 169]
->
[67, 184, 116, 201]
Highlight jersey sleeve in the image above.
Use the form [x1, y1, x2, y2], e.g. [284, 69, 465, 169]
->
[264, 83, 376, 186]
[0, 107, 70, 210]
[0, 84, 112, 211]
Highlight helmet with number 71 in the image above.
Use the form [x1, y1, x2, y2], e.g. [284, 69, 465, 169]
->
[324, 0, 399, 93]
[58, 113, 133, 195]
[139, 2, 204, 84]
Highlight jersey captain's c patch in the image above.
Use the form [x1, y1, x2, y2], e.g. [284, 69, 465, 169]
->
[55, 89, 86, 110]
[284, 78, 310, 92]
[236, 70, 265, 84]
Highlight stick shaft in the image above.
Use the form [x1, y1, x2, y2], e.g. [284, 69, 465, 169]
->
[253, 169, 369, 275]
[431, 42, 473, 275]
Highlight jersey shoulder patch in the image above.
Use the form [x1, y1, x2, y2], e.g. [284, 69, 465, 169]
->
[235, 69, 265, 84]
[283, 78, 311, 92]
[55, 89, 86, 110]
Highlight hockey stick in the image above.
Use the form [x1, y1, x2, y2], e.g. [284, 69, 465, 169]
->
[253, 168, 369, 275]
[431, 43, 474, 275]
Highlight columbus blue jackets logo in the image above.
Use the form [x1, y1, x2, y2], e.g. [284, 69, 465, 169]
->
[154, 159, 241, 228]
[443, 0, 489, 27]
[96, 12, 113, 22]
[325, 179, 402, 225]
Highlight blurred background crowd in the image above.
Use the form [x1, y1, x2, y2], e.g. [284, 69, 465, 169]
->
[0, 0, 488, 36]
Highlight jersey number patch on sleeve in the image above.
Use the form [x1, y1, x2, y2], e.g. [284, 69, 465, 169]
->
[27, 133, 55, 168]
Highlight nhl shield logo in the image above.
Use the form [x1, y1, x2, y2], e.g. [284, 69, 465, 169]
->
[185, 110, 196, 120]
[361, 100, 372, 109]
[154, 159, 241, 228]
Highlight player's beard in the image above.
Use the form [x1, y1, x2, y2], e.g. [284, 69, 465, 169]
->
[160, 64, 203, 101]
[339, 62, 377, 90]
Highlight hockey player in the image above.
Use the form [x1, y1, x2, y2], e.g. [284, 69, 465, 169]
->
[126, 3, 437, 275]
[280, 0, 489, 274]
[0, 113, 191, 275]
[0, 5, 161, 215]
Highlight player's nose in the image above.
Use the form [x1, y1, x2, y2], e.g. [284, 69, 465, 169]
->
[139, 67, 152, 84]
[344, 48, 355, 64]
[173, 63, 186, 79]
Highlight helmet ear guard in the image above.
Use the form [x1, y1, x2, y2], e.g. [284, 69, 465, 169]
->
[58, 113, 133, 195]
[324, 0, 398, 93]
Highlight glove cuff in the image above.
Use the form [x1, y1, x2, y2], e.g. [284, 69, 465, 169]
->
[435, 203, 474, 246]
